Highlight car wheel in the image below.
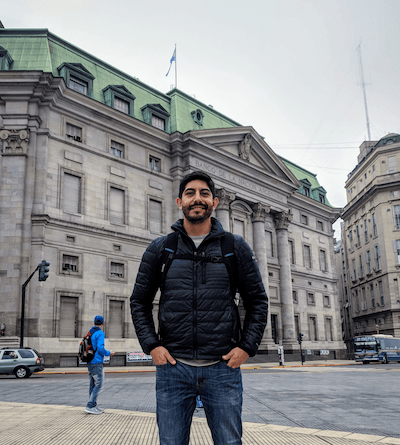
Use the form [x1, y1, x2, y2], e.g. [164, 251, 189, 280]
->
[14, 366, 31, 379]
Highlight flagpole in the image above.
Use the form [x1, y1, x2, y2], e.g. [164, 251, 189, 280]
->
[174, 44, 177, 89]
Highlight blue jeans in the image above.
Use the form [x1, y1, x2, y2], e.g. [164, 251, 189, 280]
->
[86, 363, 104, 408]
[156, 360, 243, 445]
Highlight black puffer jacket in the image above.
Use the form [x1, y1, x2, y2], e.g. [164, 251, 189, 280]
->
[130, 218, 268, 360]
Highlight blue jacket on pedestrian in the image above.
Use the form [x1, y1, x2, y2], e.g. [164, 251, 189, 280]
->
[89, 326, 111, 364]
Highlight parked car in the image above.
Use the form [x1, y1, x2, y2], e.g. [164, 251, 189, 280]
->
[0, 347, 45, 378]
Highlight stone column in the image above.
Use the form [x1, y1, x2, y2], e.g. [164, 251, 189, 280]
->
[274, 211, 296, 347]
[215, 188, 236, 231]
[251, 203, 275, 347]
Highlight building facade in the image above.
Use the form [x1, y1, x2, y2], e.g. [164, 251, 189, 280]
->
[338, 134, 400, 354]
[0, 28, 344, 366]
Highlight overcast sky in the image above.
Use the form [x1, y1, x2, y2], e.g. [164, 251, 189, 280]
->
[3, 0, 400, 237]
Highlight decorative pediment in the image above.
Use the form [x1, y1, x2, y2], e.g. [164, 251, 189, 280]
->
[103, 85, 136, 101]
[57, 63, 95, 79]
[300, 178, 312, 187]
[187, 127, 301, 192]
[141, 103, 170, 117]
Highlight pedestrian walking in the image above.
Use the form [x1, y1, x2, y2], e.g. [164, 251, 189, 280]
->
[130, 171, 268, 444]
[85, 315, 114, 414]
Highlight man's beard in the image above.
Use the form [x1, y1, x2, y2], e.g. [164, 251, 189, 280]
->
[182, 202, 213, 224]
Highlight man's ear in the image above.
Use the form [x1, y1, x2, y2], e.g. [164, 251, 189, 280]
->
[212, 197, 219, 210]
[176, 197, 182, 209]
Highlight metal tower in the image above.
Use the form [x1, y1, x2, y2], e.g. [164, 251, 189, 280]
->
[357, 42, 371, 141]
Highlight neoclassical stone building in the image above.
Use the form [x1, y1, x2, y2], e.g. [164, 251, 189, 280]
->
[0, 28, 344, 365]
[337, 134, 400, 355]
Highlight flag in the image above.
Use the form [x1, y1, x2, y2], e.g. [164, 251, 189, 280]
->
[166, 48, 176, 77]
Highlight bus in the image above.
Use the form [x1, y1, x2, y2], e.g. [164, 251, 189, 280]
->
[354, 335, 400, 364]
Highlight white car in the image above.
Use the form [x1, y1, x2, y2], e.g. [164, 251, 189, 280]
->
[0, 347, 45, 378]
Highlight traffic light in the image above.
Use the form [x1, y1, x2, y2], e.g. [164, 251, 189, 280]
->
[297, 333, 304, 344]
[38, 260, 50, 282]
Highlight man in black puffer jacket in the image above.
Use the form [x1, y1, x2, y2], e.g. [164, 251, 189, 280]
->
[130, 171, 268, 445]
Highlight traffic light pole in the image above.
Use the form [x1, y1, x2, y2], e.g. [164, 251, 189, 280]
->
[298, 333, 305, 366]
[20, 265, 40, 348]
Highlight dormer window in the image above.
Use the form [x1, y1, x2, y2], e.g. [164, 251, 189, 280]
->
[299, 178, 312, 197]
[0, 46, 13, 71]
[303, 187, 310, 197]
[69, 76, 88, 95]
[141, 104, 170, 132]
[103, 85, 135, 117]
[319, 194, 325, 203]
[191, 108, 204, 126]
[57, 63, 95, 97]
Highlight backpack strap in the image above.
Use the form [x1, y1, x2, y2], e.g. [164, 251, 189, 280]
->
[160, 231, 179, 290]
[159, 231, 237, 295]
[220, 232, 237, 295]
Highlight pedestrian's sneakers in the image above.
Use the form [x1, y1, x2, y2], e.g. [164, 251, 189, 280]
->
[85, 407, 103, 415]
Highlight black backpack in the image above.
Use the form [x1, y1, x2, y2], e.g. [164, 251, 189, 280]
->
[78, 331, 95, 363]
[159, 231, 237, 295]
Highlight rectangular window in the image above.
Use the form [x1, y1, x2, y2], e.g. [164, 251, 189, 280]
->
[111, 140, 124, 158]
[301, 214, 308, 225]
[62, 254, 78, 272]
[303, 187, 310, 197]
[292, 290, 298, 303]
[110, 262, 124, 278]
[359, 254, 364, 278]
[63, 172, 81, 214]
[388, 155, 397, 173]
[309, 316, 317, 341]
[307, 292, 315, 305]
[59, 296, 78, 337]
[362, 287, 367, 310]
[372, 164, 376, 178]
[364, 220, 368, 242]
[394, 239, 400, 265]
[152, 115, 166, 130]
[374, 245, 380, 270]
[352, 259, 357, 280]
[108, 300, 124, 338]
[109, 187, 125, 224]
[288, 240, 295, 264]
[304, 245, 311, 268]
[69, 76, 88, 95]
[324, 295, 330, 307]
[233, 219, 245, 238]
[356, 225, 361, 246]
[319, 249, 327, 272]
[325, 318, 333, 342]
[66, 123, 82, 142]
[379, 281, 384, 305]
[354, 290, 360, 312]
[394, 205, 400, 230]
[317, 220, 323, 231]
[370, 284, 375, 308]
[294, 315, 300, 338]
[349, 230, 354, 249]
[114, 96, 130, 114]
[366, 250, 372, 274]
[149, 155, 161, 172]
[266, 232, 274, 258]
[319, 194, 325, 203]
[149, 199, 162, 234]
[372, 213, 377, 236]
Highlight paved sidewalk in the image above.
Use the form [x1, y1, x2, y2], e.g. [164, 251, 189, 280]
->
[2, 401, 400, 445]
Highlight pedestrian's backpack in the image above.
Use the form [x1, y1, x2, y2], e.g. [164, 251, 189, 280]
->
[159, 231, 237, 295]
[78, 331, 95, 363]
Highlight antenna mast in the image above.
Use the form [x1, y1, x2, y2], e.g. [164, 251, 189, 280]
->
[357, 42, 371, 141]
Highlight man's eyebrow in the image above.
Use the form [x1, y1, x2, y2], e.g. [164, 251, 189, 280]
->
[183, 187, 211, 193]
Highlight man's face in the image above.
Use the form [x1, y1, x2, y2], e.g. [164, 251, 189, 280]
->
[177, 179, 219, 224]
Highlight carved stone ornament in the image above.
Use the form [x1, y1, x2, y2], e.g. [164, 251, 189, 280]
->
[215, 188, 236, 211]
[251, 203, 270, 222]
[239, 133, 252, 161]
[274, 211, 293, 230]
[0, 129, 30, 156]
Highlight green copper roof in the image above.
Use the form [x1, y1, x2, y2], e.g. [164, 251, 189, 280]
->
[0, 28, 331, 207]
[0, 28, 239, 135]
[280, 156, 332, 206]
